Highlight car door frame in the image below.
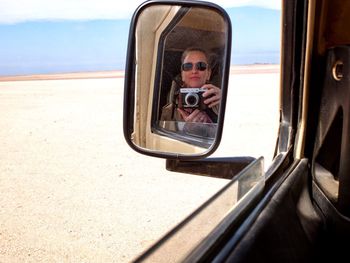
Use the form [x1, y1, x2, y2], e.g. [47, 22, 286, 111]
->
[133, 0, 315, 261]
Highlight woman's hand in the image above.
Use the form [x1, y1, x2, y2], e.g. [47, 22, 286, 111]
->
[202, 84, 221, 108]
[177, 108, 213, 123]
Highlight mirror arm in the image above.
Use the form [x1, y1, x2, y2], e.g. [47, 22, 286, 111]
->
[166, 157, 256, 179]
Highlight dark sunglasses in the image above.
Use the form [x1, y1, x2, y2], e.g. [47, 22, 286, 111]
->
[181, 62, 208, 72]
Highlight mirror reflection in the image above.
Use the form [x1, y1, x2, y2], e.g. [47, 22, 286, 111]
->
[127, 3, 230, 156]
[153, 7, 227, 147]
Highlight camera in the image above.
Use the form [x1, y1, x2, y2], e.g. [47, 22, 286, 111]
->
[178, 88, 207, 110]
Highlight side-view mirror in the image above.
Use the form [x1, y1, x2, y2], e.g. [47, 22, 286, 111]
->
[124, 0, 231, 159]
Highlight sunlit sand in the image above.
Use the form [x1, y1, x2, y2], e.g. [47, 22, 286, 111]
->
[0, 64, 279, 262]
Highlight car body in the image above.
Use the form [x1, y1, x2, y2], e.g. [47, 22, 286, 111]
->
[124, 0, 349, 261]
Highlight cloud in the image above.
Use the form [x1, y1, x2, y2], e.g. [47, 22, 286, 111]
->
[0, 0, 281, 24]
[218, 0, 280, 10]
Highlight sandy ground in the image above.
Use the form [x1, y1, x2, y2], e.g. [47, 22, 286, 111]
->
[0, 65, 279, 262]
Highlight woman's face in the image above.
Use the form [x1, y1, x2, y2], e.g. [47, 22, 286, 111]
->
[181, 51, 211, 88]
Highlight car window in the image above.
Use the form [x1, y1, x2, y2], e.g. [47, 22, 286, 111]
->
[0, 1, 281, 262]
[212, 6, 281, 169]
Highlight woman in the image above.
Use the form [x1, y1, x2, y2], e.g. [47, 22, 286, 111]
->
[160, 47, 221, 123]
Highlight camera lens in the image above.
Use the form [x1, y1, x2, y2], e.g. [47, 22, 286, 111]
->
[185, 93, 199, 107]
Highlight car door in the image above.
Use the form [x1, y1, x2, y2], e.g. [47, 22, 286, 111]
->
[124, 0, 349, 262]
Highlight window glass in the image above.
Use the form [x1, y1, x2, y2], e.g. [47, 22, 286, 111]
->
[0, 1, 281, 262]
[212, 5, 281, 169]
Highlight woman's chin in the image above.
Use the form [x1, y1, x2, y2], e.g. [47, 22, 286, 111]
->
[188, 82, 203, 88]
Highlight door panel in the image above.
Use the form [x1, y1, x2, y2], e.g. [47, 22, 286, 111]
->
[220, 159, 324, 262]
[312, 46, 350, 217]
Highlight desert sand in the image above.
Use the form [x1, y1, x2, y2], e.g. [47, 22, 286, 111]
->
[0, 65, 279, 262]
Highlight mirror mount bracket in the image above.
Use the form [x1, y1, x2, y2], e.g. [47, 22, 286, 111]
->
[166, 157, 256, 179]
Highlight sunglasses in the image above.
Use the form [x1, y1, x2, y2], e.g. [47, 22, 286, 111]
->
[181, 62, 208, 72]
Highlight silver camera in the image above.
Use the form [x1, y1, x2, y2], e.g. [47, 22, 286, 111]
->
[178, 88, 207, 110]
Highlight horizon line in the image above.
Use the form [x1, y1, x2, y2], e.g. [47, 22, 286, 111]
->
[0, 64, 280, 82]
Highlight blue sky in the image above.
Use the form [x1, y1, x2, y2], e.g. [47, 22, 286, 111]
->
[0, 20, 130, 75]
[0, 1, 281, 76]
